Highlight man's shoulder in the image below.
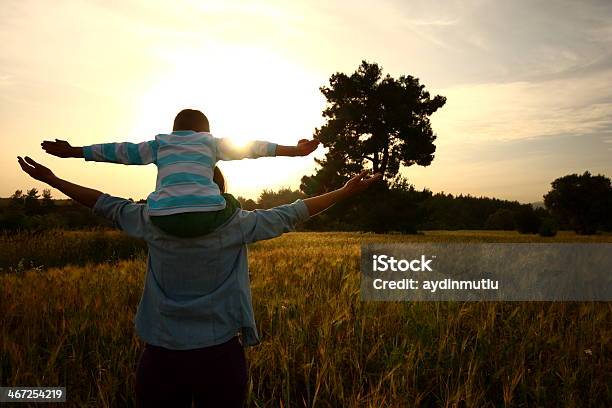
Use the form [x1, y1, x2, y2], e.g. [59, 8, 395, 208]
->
[93, 194, 147, 217]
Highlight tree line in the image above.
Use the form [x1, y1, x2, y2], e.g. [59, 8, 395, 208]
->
[2, 170, 611, 236]
[245, 172, 612, 236]
[0, 188, 111, 231]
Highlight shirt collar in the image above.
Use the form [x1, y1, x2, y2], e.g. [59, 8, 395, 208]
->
[171, 130, 196, 136]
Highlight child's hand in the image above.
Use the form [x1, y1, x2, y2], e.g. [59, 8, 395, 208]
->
[41, 139, 82, 158]
[295, 139, 320, 156]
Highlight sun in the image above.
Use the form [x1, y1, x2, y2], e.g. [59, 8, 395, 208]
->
[126, 43, 326, 198]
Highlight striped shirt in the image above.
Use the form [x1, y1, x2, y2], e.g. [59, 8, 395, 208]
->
[83, 130, 277, 216]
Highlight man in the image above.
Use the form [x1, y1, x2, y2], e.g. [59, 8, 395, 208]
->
[17, 155, 381, 407]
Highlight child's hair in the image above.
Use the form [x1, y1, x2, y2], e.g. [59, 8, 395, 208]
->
[213, 166, 226, 193]
[173, 109, 210, 132]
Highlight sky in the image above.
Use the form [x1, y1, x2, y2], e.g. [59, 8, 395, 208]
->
[1, 0, 611, 203]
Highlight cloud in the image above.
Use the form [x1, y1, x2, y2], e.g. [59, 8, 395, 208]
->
[382, 0, 612, 86]
[433, 67, 612, 143]
[407, 18, 459, 27]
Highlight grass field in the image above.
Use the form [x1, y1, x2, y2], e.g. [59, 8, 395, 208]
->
[1, 230, 611, 407]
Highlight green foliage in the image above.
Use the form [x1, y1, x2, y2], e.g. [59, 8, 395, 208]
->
[420, 192, 523, 230]
[485, 209, 516, 230]
[513, 204, 541, 234]
[538, 217, 558, 237]
[301, 61, 446, 194]
[41, 189, 55, 210]
[0, 230, 145, 271]
[0, 189, 111, 233]
[544, 171, 612, 235]
[355, 181, 428, 233]
[237, 196, 257, 210]
[9, 190, 24, 209]
[256, 188, 306, 209]
[237, 188, 306, 211]
[24, 188, 40, 215]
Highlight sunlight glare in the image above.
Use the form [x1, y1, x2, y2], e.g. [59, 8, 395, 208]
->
[127, 43, 326, 198]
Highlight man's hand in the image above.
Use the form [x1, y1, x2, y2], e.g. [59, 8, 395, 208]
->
[41, 139, 83, 158]
[342, 170, 383, 196]
[302, 170, 383, 217]
[295, 139, 320, 156]
[18, 156, 102, 208]
[17, 156, 56, 183]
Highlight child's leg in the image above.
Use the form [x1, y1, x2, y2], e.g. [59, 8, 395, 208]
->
[150, 194, 241, 238]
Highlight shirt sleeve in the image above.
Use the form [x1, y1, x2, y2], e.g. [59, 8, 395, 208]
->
[83, 140, 158, 165]
[214, 137, 277, 161]
[237, 199, 310, 244]
[92, 194, 150, 239]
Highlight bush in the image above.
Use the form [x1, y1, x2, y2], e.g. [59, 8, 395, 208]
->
[538, 218, 558, 237]
[513, 205, 541, 234]
[485, 209, 515, 230]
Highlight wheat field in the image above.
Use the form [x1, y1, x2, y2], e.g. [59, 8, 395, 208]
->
[1, 231, 611, 407]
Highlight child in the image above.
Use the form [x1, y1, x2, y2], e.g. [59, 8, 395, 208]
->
[41, 108, 319, 237]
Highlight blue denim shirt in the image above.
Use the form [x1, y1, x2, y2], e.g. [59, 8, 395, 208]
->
[93, 194, 310, 350]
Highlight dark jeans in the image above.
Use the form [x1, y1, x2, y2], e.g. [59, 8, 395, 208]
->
[135, 336, 247, 407]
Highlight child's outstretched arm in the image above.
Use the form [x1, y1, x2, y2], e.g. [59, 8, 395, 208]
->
[215, 137, 319, 161]
[42, 139, 158, 165]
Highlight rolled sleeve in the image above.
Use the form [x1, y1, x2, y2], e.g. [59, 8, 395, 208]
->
[93, 194, 149, 239]
[238, 199, 310, 244]
[265, 142, 278, 157]
[215, 137, 278, 160]
[293, 198, 309, 221]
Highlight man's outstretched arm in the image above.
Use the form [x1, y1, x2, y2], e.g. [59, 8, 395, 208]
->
[302, 170, 383, 216]
[17, 156, 102, 208]
[239, 170, 382, 244]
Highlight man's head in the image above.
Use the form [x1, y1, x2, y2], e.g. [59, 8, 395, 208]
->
[173, 109, 210, 132]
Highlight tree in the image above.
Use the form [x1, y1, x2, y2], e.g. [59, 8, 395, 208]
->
[9, 190, 24, 209]
[513, 204, 541, 234]
[236, 196, 257, 211]
[485, 208, 515, 230]
[24, 188, 40, 215]
[301, 61, 446, 194]
[257, 188, 306, 209]
[538, 217, 558, 237]
[543, 171, 612, 235]
[356, 177, 430, 233]
[42, 189, 55, 211]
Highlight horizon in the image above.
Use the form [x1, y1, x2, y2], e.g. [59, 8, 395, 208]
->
[0, 175, 597, 206]
[2, 0, 611, 203]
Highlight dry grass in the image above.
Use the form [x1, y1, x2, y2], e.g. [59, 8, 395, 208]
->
[1, 231, 611, 407]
